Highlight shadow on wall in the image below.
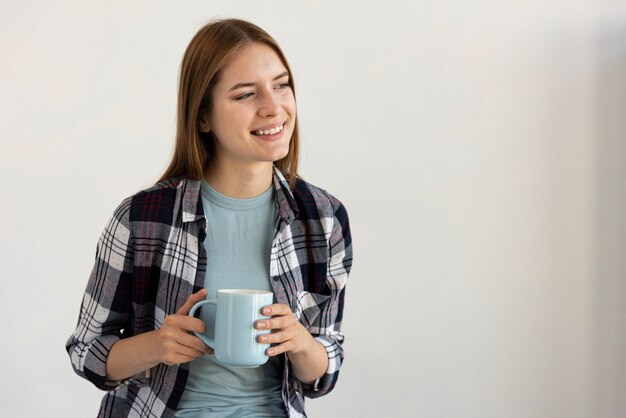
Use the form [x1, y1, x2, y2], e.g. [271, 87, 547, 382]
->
[594, 18, 626, 418]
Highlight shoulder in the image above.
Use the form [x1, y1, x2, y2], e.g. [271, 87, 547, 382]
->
[291, 176, 347, 219]
[115, 177, 186, 224]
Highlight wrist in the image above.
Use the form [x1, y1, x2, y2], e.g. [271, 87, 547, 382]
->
[144, 329, 162, 365]
[287, 338, 328, 384]
[106, 330, 161, 381]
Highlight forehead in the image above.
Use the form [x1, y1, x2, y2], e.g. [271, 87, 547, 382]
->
[217, 42, 288, 87]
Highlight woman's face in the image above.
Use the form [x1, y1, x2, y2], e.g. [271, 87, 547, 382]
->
[200, 42, 296, 172]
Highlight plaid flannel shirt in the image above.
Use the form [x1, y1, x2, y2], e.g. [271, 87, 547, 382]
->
[66, 166, 352, 418]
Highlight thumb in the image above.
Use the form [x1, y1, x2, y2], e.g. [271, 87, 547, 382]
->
[177, 288, 208, 316]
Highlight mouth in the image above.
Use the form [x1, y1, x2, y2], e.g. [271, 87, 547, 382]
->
[251, 122, 285, 137]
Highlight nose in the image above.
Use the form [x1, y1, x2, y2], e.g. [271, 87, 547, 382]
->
[257, 89, 281, 118]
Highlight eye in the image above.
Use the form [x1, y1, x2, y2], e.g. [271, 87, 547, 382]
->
[235, 92, 254, 101]
[277, 83, 290, 89]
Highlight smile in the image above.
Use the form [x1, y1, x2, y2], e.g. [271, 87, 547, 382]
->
[252, 123, 285, 136]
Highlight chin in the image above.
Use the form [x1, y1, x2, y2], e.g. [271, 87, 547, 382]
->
[273, 140, 291, 158]
[271, 151, 290, 162]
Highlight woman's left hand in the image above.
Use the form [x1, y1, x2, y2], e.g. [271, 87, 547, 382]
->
[256, 303, 329, 384]
[255, 304, 314, 356]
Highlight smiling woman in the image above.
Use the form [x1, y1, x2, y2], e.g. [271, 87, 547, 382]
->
[158, 19, 301, 193]
[65, 18, 353, 418]
[198, 43, 296, 190]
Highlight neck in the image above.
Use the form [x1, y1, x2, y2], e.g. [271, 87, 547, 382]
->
[203, 162, 274, 199]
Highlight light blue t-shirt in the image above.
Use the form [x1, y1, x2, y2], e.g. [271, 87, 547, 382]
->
[175, 180, 287, 418]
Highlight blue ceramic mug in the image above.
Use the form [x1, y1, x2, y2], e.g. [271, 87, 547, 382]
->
[189, 289, 273, 368]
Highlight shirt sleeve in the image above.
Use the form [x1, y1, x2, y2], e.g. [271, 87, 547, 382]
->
[65, 196, 136, 391]
[303, 198, 353, 398]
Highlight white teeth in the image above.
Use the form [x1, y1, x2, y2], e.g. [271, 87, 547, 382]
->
[254, 124, 284, 136]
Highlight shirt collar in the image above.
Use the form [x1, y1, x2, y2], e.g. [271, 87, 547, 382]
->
[271, 165, 299, 224]
[180, 178, 202, 223]
[180, 165, 299, 224]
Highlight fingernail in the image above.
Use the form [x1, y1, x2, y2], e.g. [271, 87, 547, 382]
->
[257, 321, 266, 329]
[267, 348, 275, 355]
[263, 307, 271, 315]
[260, 335, 268, 342]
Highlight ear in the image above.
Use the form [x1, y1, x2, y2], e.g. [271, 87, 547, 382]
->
[198, 113, 210, 133]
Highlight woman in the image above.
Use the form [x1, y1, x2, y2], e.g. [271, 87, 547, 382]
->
[66, 18, 353, 418]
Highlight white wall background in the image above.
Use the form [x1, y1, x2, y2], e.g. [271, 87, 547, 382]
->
[1, 1, 625, 417]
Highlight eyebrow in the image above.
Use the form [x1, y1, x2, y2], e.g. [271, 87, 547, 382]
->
[228, 71, 289, 92]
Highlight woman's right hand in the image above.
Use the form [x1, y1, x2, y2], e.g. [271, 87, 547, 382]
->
[154, 289, 214, 366]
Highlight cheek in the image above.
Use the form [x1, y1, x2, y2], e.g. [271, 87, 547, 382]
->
[211, 107, 249, 133]
[285, 93, 296, 112]
[283, 99, 297, 122]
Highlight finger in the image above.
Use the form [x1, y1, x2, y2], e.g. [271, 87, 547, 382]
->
[163, 344, 205, 366]
[164, 356, 193, 366]
[256, 314, 294, 331]
[165, 314, 207, 334]
[258, 330, 289, 345]
[266, 341, 294, 357]
[176, 330, 212, 353]
[177, 289, 208, 316]
[165, 353, 199, 366]
[261, 303, 291, 316]
[173, 341, 208, 359]
[180, 316, 208, 334]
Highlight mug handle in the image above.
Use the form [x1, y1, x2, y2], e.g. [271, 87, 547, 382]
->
[189, 299, 217, 349]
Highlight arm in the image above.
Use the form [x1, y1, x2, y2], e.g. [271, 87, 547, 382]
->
[66, 198, 210, 389]
[257, 199, 353, 396]
[105, 290, 211, 381]
[304, 199, 352, 397]
[65, 197, 135, 390]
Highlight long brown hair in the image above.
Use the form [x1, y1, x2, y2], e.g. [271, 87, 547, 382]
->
[157, 18, 300, 189]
